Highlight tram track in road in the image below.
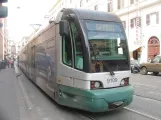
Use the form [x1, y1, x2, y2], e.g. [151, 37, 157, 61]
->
[75, 106, 161, 120]
[75, 111, 96, 120]
[132, 83, 161, 92]
[124, 107, 161, 120]
[134, 94, 161, 102]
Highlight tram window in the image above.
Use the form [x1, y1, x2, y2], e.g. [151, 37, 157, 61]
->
[62, 31, 73, 66]
[70, 22, 84, 70]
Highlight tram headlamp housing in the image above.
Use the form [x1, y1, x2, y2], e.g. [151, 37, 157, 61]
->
[90, 81, 103, 89]
[120, 78, 129, 86]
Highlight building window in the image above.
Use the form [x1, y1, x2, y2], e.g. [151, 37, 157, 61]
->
[146, 12, 159, 26]
[117, 0, 120, 9]
[156, 12, 159, 24]
[146, 14, 150, 25]
[130, 0, 134, 4]
[122, 0, 124, 8]
[80, 0, 83, 7]
[94, 5, 98, 10]
[107, 1, 112, 12]
[117, 0, 124, 9]
[130, 18, 135, 28]
[122, 21, 126, 29]
[130, 17, 141, 28]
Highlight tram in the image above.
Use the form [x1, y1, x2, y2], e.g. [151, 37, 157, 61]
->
[18, 8, 134, 112]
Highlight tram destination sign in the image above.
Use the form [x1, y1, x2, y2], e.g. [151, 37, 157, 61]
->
[85, 21, 122, 32]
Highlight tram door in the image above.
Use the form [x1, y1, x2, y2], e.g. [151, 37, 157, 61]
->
[31, 45, 36, 81]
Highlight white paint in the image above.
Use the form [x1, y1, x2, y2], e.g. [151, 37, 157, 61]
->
[133, 85, 141, 88]
[43, 118, 50, 120]
[18, 75, 33, 110]
[149, 91, 161, 96]
[124, 107, 161, 120]
[14, 65, 33, 110]
[133, 83, 158, 88]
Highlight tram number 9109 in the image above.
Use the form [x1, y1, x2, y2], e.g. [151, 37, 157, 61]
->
[107, 78, 118, 83]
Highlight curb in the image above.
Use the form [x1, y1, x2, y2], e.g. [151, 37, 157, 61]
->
[14, 65, 31, 120]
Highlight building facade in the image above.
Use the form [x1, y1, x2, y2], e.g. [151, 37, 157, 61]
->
[48, 0, 161, 63]
[7, 40, 16, 59]
[0, 18, 8, 60]
[15, 36, 29, 56]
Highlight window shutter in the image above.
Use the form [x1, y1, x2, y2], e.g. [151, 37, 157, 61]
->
[156, 12, 159, 24]
[130, 19, 134, 28]
[146, 14, 150, 25]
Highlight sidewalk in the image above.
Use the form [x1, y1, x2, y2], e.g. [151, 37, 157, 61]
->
[0, 67, 29, 120]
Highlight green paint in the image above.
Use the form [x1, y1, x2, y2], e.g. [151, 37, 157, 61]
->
[56, 85, 134, 112]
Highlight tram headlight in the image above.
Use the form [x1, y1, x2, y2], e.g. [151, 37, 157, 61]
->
[120, 78, 129, 86]
[94, 82, 100, 88]
[90, 81, 102, 89]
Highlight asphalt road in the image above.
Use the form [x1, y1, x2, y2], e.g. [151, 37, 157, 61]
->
[129, 73, 161, 119]
[0, 69, 20, 120]
[0, 66, 161, 120]
[16, 66, 161, 120]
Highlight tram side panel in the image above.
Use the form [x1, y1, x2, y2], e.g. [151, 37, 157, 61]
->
[29, 24, 57, 98]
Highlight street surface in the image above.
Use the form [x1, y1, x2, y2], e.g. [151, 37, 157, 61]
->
[0, 66, 161, 120]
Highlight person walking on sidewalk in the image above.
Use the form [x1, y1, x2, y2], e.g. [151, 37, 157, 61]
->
[0, 59, 2, 71]
[8, 59, 11, 68]
[11, 59, 14, 68]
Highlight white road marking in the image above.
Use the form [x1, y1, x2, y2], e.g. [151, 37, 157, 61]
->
[132, 83, 157, 88]
[18, 77, 33, 110]
[15, 65, 33, 110]
[149, 92, 161, 96]
[133, 85, 141, 88]
[124, 107, 161, 120]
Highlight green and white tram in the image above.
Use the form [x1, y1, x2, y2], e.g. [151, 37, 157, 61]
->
[18, 8, 134, 112]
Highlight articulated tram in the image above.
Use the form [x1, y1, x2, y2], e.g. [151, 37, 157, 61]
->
[18, 8, 134, 112]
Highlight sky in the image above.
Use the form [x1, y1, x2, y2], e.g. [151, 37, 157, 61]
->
[7, 0, 57, 42]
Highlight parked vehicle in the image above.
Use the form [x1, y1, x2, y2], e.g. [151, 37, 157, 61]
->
[130, 60, 140, 73]
[140, 55, 161, 75]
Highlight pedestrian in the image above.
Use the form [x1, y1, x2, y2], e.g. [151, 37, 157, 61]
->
[8, 59, 11, 68]
[11, 60, 14, 68]
[0, 60, 2, 71]
[154, 53, 157, 58]
[5, 59, 7, 69]
[2, 60, 5, 69]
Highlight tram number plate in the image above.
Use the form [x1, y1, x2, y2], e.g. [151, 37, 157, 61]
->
[107, 78, 118, 83]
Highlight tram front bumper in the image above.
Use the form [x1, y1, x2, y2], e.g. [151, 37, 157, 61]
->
[57, 85, 134, 112]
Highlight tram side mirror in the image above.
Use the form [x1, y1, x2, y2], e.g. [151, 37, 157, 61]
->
[59, 20, 69, 36]
[0, 6, 8, 18]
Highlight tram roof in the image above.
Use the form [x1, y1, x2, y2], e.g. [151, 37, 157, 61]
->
[63, 8, 121, 22]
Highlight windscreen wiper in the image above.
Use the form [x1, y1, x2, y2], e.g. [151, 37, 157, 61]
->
[101, 61, 115, 76]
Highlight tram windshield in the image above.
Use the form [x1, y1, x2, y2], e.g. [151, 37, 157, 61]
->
[84, 20, 130, 73]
